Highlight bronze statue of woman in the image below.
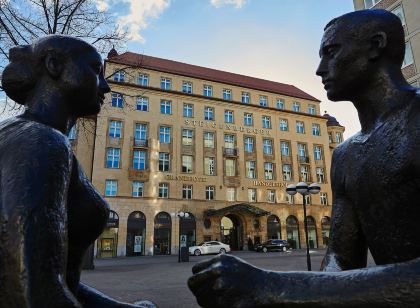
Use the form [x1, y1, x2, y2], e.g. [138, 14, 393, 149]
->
[0, 35, 154, 308]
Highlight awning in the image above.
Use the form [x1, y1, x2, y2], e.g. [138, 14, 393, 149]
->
[204, 203, 271, 217]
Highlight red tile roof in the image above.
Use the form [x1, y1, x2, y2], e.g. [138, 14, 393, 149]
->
[106, 52, 320, 102]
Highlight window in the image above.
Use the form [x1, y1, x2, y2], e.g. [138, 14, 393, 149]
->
[105, 180, 117, 196]
[392, 6, 405, 26]
[264, 162, 274, 180]
[224, 134, 235, 149]
[259, 95, 268, 107]
[262, 116, 271, 129]
[106, 148, 120, 168]
[304, 195, 311, 205]
[133, 150, 146, 170]
[363, 0, 380, 9]
[296, 121, 305, 134]
[158, 183, 169, 198]
[204, 107, 214, 120]
[182, 155, 193, 173]
[285, 194, 294, 204]
[135, 123, 147, 142]
[246, 161, 256, 179]
[183, 103, 193, 118]
[279, 119, 288, 131]
[280, 141, 290, 156]
[328, 133, 333, 144]
[403, 41, 414, 67]
[223, 89, 232, 100]
[204, 157, 215, 175]
[182, 81, 193, 94]
[263, 139, 273, 155]
[312, 124, 321, 136]
[226, 188, 236, 201]
[242, 92, 250, 104]
[138, 74, 149, 86]
[109, 120, 122, 138]
[159, 152, 170, 172]
[136, 97, 149, 111]
[267, 190, 276, 203]
[111, 92, 123, 108]
[182, 129, 193, 146]
[160, 100, 172, 114]
[316, 167, 325, 183]
[335, 132, 342, 143]
[244, 137, 254, 153]
[293, 102, 301, 112]
[248, 189, 257, 202]
[283, 164, 292, 181]
[161, 77, 171, 90]
[206, 186, 215, 200]
[320, 192, 328, 205]
[204, 132, 215, 148]
[225, 110, 234, 123]
[308, 104, 316, 115]
[225, 159, 236, 176]
[159, 126, 171, 143]
[276, 99, 285, 109]
[113, 70, 124, 82]
[244, 113, 253, 126]
[68, 124, 77, 140]
[203, 85, 213, 97]
[314, 146, 323, 160]
[297, 143, 307, 158]
[183, 185, 193, 199]
[300, 165, 309, 182]
[132, 181, 144, 197]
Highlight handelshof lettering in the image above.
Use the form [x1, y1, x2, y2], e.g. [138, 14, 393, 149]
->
[185, 119, 271, 135]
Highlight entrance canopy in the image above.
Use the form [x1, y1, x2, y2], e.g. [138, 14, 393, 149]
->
[204, 203, 270, 217]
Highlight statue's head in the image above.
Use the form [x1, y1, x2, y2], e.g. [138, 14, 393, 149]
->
[316, 9, 405, 101]
[2, 35, 110, 117]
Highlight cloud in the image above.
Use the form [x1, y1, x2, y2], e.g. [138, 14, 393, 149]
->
[95, 0, 109, 12]
[210, 0, 247, 8]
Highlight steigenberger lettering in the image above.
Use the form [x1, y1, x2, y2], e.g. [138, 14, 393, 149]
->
[184, 120, 271, 136]
[166, 174, 207, 182]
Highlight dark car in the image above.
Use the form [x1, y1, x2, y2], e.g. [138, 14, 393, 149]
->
[255, 239, 290, 253]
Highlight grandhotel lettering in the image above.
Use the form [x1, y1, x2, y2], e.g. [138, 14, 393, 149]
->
[252, 180, 287, 188]
[184, 120, 271, 136]
[166, 174, 207, 182]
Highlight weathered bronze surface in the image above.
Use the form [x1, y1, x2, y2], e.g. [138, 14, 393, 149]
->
[0, 35, 155, 308]
[188, 9, 420, 307]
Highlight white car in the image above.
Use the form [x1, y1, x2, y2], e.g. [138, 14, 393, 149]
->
[189, 241, 231, 256]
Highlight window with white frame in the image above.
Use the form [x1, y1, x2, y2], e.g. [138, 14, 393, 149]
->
[263, 139, 273, 155]
[363, 0, 380, 9]
[158, 183, 169, 198]
[160, 100, 172, 114]
[320, 192, 328, 205]
[135, 123, 147, 142]
[285, 193, 294, 204]
[296, 121, 305, 134]
[293, 102, 301, 112]
[223, 89, 232, 100]
[335, 132, 342, 143]
[132, 181, 144, 197]
[226, 188, 236, 201]
[225, 159, 236, 176]
[159, 126, 171, 143]
[224, 110, 234, 123]
[297, 143, 307, 157]
[183, 185, 193, 199]
[204, 132, 215, 148]
[206, 186, 215, 200]
[402, 41, 414, 67]
[133, 150, 146, 170]
[314, 146, 323, 160]
[224, 134, 235, 149]
[267, 190, 276, 203]
[182, 81, 193, 94]
[106, 148, 120, 168]
[136, 97, 149, 111]
[68, 124, 77, 140]
[392, 6, 405, 26]
[316, 167, 325, 183]
[248, 188, 257, 202]
[300, 165, 309, 182]
[280, 141, 290, 156]
[182, 155, 193, 173]
[308, 104, 316, 115]
[283, 164, 292, 181]
[244, 137, 254, 153]
[312, 123, 321, 136]
[111, 92, 123, 108]
[244, 113, 253, 126]
[276, 99, 285, 109]
[262, 116, 271, 129]
[246, 161, 256, 179]
[159, 152, 170, 172]
[204, 107, 214, 120]
[242, 92, 250, 104]
[105, 180, 117, 196]
[182, 129, 193, 146]
[113, 70, 125, 82]
[264, 162, 274, 180]
[203, 85, 213, 97]
[304, 195, 311, 205]
[183, 103, 193, 118]
[259, 95, 268, 107]
[138, 73, 149, 86]
[328, 133, 333, 144]
[109, 120, 122, 138]
[204, 157, 215, 175]
[160, 77, 171, 90]
[279, 119, 288, 131]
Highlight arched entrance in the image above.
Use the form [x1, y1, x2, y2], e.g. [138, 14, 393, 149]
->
[221, 214, 243, 250]
[286, 216, 300, 249]
[306, 216, 318, 249]
[97, 210, 119, 258]
[321, 216, 331, 246]
[267, 215, 281, 239]
[154, 212, 171, 255]
[126, 211, 146, 256]
[180, 213, 196, 247]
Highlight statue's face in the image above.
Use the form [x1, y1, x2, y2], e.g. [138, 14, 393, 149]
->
[316, 21, 371, 102]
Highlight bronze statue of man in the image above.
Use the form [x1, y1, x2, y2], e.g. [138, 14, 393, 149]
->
[188, 9, 420, 307]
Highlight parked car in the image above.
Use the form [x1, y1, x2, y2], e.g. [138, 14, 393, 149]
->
[189, 241, 231, 256]
[255, 239, 290, 253]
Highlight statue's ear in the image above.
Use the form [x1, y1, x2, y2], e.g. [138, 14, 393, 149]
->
[44, 52, 63, 79]
[369, 31, 387, 60]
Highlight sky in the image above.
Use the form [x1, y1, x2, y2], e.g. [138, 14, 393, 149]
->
[1, 0, 360, 137]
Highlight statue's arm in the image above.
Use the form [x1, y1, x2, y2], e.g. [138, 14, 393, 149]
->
[321, 147, 367, 271]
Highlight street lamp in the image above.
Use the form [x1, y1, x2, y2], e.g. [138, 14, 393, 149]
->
[286, 182, 321, 271]
[175, 211, 189, 262]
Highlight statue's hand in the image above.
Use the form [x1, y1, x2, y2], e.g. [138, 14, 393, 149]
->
[188, 254, 269, 308]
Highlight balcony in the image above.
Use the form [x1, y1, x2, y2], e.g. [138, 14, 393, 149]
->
[223, 147, 239, 157]
[297, 155, 310, 164]
[133, 138, 148, 148]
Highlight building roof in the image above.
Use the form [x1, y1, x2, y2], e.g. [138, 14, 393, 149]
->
[106, 52, 320, 102]
[322, 113, 344, 127]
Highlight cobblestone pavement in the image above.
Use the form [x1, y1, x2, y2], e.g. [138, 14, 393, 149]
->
[81, 249, 375, 308]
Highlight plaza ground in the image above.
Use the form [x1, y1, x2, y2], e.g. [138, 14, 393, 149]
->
[81, 249, 375, 308]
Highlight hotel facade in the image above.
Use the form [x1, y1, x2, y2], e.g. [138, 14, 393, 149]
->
[71, 51, 344, 257]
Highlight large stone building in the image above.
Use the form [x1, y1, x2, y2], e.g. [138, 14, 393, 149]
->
[353, 0, 420, 87]
[70, 51, 344, 257]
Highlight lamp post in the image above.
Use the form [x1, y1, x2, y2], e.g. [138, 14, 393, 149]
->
[286, 182, 321, 271]
[175, 211, 189, 263]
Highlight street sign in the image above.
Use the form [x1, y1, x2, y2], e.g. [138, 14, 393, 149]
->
[180, 234, 187, 247]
